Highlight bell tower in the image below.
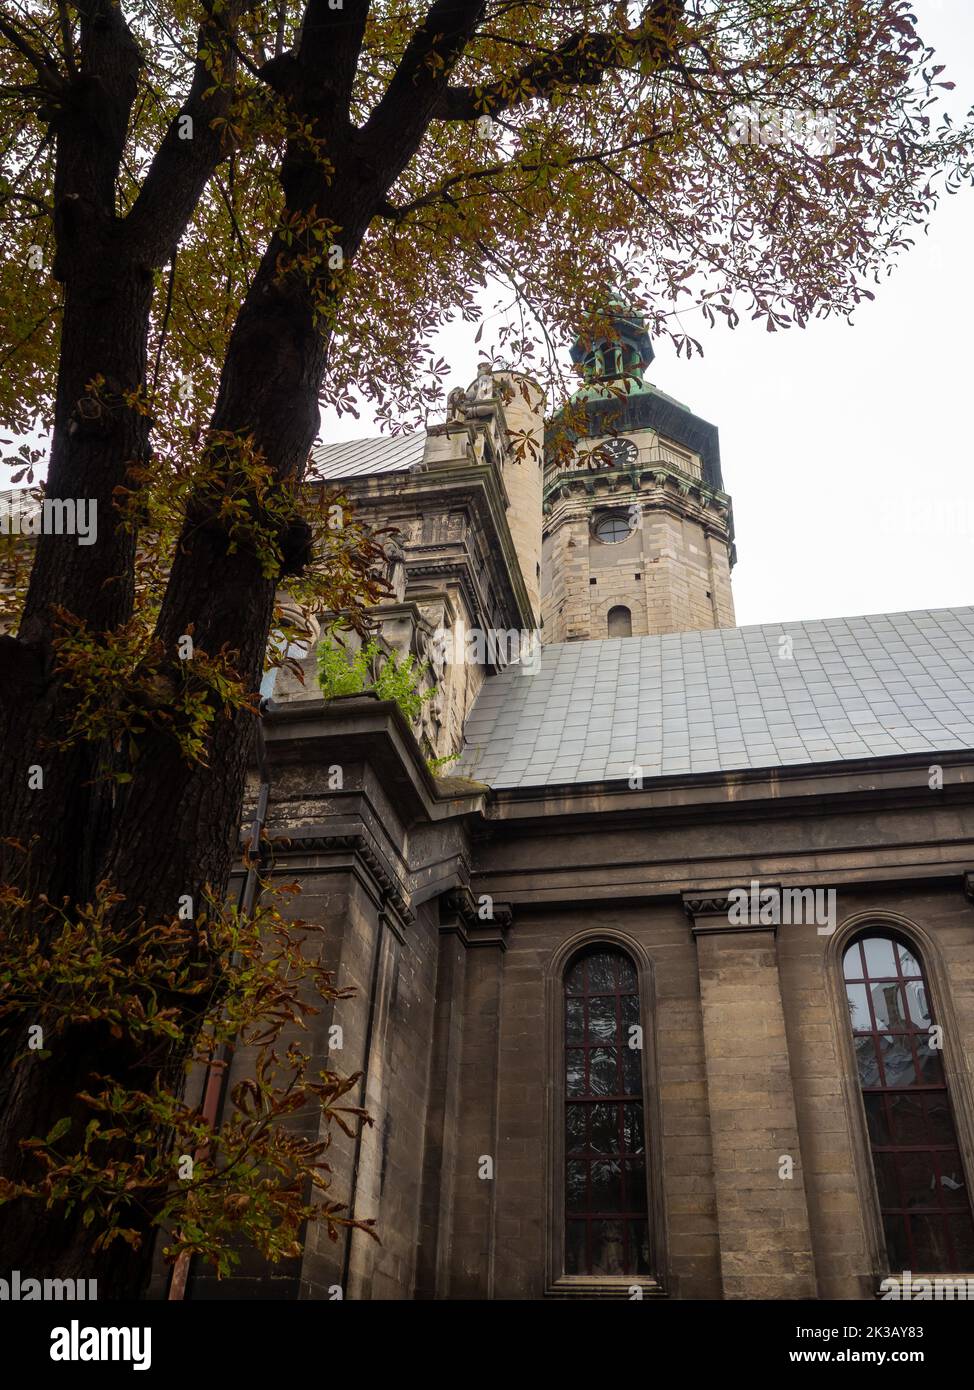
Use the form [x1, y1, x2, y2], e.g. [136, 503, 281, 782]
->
[541, 304, 736, 642]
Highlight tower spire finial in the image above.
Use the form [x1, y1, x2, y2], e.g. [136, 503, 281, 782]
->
[570, 299, 655, 385]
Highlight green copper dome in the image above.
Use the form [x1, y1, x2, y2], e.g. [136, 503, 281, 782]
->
[548, 301, 724, 491]
[567, 301, 690, 411]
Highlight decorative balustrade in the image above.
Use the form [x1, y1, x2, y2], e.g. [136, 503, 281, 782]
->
[556, 438, 702, 479]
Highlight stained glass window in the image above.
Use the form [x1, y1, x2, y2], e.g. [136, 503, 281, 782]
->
[564, 947, 650, 1276]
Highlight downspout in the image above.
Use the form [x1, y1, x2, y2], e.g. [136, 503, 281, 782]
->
[339, 906, 385, 1296]
[167, 700, 272, 1300]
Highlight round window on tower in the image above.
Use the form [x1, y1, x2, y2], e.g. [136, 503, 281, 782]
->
[593, 512, 634, 544]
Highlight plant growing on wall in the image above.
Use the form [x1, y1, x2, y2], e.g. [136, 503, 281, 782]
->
[317, 630, 436, 725]
[0, 846, 374, 1279]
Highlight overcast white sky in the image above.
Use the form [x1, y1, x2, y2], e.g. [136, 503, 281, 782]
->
[319, 0, 974, 630]
[671, 0, 974, 627]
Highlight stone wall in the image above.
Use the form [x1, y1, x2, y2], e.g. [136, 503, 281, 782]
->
[459, 758, 974, 1300]
[541, 457, 735, 642]
[176, 697, 974, 1303]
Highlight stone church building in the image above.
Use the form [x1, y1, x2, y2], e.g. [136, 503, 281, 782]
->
[192, 308, 974, 1301]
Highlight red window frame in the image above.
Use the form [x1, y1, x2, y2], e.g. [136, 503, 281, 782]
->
[843, 932, 974, 1272]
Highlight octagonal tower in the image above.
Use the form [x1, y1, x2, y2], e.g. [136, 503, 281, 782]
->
[542, 305, 736, 642]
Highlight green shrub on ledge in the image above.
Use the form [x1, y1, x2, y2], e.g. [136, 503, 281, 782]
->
[317, 631, 436, 726]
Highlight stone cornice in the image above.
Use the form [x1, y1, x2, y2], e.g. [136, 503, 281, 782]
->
[481, 750, 974, 826]
[264, 828, 415, 928]
[543, 461, 730, 512]
[322, 464, 534, 632]
[543, 481, 734, 549]
[260, 695, 489, 825]
[440, 885, 513, 949]
[236, 697, 486, 938]
[683, 887, 780, 937]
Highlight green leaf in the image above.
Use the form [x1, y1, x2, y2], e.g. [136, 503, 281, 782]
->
[45, 1117, 71, 1145]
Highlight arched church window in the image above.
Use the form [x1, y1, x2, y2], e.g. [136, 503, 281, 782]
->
[600, 343, 622, 378]
[842, 932, 974, 1271]
[564, 946, 650, 1276]
[607, 606, 632, 638]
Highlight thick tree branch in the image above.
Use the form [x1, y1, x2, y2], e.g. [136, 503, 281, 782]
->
[256, 0, 370, 104]
[124, 0, 251, 268]
[298, 0, 370, 111]
[360, 0, 487, 180]
[50, 0, 143, 228]
[0, 12, 65, 93]
[432, 0, 685, 120]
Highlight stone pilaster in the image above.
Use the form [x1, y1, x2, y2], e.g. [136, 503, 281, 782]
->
[684, 894, 817, 1299]
[415, 903, 469, 1298]
[440, 891, 512, 1298]
[340, 905, 407, 1301]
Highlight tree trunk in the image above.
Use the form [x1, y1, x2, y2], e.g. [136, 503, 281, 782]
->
[1, 255, 153, 907]
[0, 0, 479, 1284]
[0, 191, 369, 1291]
[0, 258, 157, 1297]
[0, 1028, 158, 1298]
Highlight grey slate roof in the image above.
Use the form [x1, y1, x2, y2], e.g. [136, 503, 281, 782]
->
[456, 607, 974, 789]
[310, 433, 424, 479]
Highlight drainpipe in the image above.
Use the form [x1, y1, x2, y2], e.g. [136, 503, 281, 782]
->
[167, 701, 272, 1300]
[339, 907, 386, 1296]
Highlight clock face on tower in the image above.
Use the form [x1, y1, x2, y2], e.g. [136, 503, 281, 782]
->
[595, 437, 638, 470]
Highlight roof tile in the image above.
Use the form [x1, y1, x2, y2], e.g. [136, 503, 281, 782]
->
[456, 608, 974, 789]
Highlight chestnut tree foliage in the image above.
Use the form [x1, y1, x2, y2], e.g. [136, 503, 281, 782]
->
[0, 0, 971, 1292]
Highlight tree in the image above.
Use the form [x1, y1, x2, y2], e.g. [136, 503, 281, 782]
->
[0, 0, 970, 1294]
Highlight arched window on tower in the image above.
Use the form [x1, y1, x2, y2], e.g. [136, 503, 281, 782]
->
[607, 605, 632, 638]
[564, 946, 650, 1276]
[601, 343, 621, 378]
[842, 931, 974, 1271]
